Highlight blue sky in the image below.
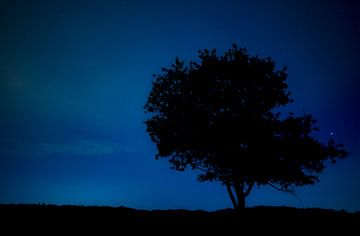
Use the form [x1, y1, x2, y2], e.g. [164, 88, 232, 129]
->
[1, 0, 359, 211]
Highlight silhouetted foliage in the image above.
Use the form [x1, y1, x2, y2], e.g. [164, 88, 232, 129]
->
[144, 45, 348, 209]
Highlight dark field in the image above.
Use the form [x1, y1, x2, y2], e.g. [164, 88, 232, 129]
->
[1, 204, 359, 233]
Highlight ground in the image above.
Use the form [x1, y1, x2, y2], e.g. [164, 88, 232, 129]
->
[1, 204, 359, 233]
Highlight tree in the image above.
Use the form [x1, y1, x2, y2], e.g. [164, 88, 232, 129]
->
[144, 45, 348, 210]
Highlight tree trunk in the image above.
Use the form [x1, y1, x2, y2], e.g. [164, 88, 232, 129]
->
[237, 191, 245, 209]
[233, 184, 245, 210]
[226, 183, 246, 210]
[226, 179, 252, 210]
[226, 183, 238, 209]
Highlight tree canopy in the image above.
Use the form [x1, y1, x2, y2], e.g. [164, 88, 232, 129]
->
[144, 45, 348, 209]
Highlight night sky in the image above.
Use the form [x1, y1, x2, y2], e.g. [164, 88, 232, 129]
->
[1, 0, 359, 211]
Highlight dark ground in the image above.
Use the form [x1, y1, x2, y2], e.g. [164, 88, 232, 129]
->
[1, 204, 359, 233]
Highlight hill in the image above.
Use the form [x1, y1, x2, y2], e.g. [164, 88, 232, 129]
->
[1, 204, 359, 233]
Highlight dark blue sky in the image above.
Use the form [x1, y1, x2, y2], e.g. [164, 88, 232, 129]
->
[1, 0, 359, 211]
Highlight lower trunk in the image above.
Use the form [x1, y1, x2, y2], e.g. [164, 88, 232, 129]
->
[226, 183, 246, 210]
[226, 184, 238, 209]
[237, 192, 245, 210]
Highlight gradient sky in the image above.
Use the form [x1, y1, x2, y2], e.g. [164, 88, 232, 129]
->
[1, 0, 359, 211]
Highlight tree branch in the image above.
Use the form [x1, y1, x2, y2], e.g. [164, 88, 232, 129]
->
[268, 183, 301, 202]
[194, 166, 208, 173]
[194, 166, 229, 179]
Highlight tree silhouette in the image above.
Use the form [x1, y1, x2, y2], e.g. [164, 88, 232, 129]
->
[144, 45, 348, 210]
